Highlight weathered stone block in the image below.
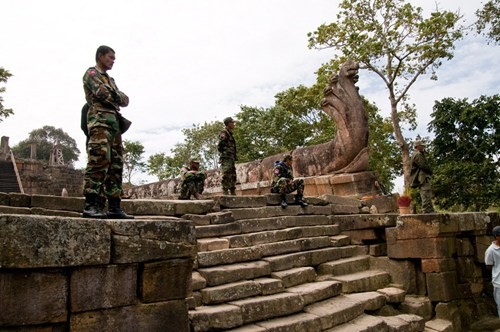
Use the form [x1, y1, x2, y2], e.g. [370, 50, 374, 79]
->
[426, 271, 460, 302]
[174, 199, 218, 215]
[112, 234, 196, 263]
[120, 199, 176, 215]
[254, 277, 284, 295]
[71, 264, 137, 312]
[0, 192, 10, 206]
[208, 211, 234, 224]
[195, 222, 242, 238]
[475, 235, 492, 263]
[229, 293, 304, 324]
[399, 295, 433, 320]
[198, 247, 263, 267]
[0, 215, 110, 268]
[70, 301, 188, 332]
[369, 257, 417, 294]
[387, 236, 456, 259]
[30, 195, 83, 212]
[333, 214, 397, 231]
[369, 243, 387, 256]
[181, 213, 211, 226]
[201, 280, 261, 305]
[0, 205, 31, 214]
[218, 195, 267, 208]
[363, 195, 398, 213]
[456, 257, 483, 281]
[197, 238, 229, 252]
[140, 259, 193, 302]
[106, 218, 195, 243]
[421, 258, 456, 273]
[457, 238, 475, 256]
[8, 193, 31, 207]
[188, 304, 243, 331]
[0, 271, 67, 325]
[341, 229, 378, 244]
[394, 214, 459, 240]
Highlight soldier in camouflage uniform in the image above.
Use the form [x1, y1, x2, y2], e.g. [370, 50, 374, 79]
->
[178, 159, 206, 200]
[82, 45, 133, 219]
[271, 154, 308, 208]
[218, 117, 237, 195]
[410, 140, 435, 213]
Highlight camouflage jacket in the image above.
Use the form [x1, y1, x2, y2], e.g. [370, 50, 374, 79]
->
[271, 161, 293, 187]
[410, 150, 433, 188]
[83, 67, 129, 112]
[218, 128, 237, 161]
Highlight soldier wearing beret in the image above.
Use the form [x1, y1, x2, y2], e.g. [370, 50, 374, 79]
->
[218, 117, 237, 195]
[409, 140, 435, 213]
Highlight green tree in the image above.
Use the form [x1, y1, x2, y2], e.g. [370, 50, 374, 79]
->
[476, 0, 500, 44]
[428, 95, 500, 211]
[12, 125, 80, 164]
[307, 0, 464, 188]
[123, 140, 146, 184]
[0, 67, 14, 123]
[147, 153, 179, 181]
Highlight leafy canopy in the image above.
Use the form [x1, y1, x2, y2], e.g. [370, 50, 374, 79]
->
[0, 67, 14, 123]
[428, 95, 500, 211]
[308, 0, 464, 187]
[11, 125, 80, 164]
[123, 140, 146, 185]
[476, 0, 500, 44]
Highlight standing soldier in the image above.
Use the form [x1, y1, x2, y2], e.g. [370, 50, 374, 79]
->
[271, 154, 308, 208]
[178, 159, 206, 200]
[82, 45, 133, 219]
[218, 117, 237, 195]
[410, 140, 435, 213]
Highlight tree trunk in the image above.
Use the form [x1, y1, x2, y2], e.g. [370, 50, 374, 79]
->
[389, 95, 411, 189]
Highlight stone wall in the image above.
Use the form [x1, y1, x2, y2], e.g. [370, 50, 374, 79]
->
[15, 159, 84, 197]
[126, 170, 381, 200]
[0, 213, 196, 331]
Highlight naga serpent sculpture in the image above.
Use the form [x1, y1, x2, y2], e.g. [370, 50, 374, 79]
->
[232, 60, 369, 185]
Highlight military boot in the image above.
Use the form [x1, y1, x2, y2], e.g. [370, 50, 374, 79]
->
[82, 193, 107, 219]
[107, 197, 134, 219]
[280, 194, 288, 208]
[295, 194, 308, 208]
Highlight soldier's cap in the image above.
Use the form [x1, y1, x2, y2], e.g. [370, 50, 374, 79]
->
[414, 140, 425, 148]
[493, 226, 500, 237]
[224, 117, 235, 125]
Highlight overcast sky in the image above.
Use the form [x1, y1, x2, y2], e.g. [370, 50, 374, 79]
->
[1, 0, 499, 186]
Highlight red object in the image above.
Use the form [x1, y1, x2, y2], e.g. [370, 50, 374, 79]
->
[397, 195, 411, 207]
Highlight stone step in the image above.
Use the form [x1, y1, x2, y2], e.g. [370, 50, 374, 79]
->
[224, 223, 339, 248]
[329, 314, 389, 332]
[271, 266, 317, 288]
[378, 314, 425, 331]
[303, 294, 367, 329]
[318, 255, 371, 276]
[197, 236, 334, 267]
[190, 279, 352, 331]
[228, 205, 334, 221]
[190, 292, 305, 331]
[200, 280, 262, 305]
[263, 245, 366, 272]
[197, 260, 272, 287]
[325, 269, 392, 293]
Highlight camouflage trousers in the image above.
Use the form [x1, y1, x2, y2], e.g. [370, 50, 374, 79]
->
[272, 178, 304, 195]
[419, 178, 435, 213]
[179, 172, 207, 199]
[220, 158, 236, 191]
[83, 109, 124, 199]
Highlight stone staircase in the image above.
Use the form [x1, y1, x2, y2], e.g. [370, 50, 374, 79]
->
[0, 160, 21, 193]
[187, 195, 425, 332]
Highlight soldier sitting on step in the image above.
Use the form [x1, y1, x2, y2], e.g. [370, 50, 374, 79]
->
[270, 154, 308, 208]
[178, 159, 206, 200]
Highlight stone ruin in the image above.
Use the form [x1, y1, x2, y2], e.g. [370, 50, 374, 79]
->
[127, 60, 377, 200]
